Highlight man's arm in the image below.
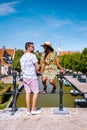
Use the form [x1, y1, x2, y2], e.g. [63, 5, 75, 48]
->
[34, 62, 40, 73]
[40, 63, 45, 73]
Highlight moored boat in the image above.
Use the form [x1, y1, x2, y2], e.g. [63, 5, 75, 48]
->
[70, 90, 79, 96]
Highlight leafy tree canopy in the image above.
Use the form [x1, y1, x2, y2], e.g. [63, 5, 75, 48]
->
[13, 49, 24, 73]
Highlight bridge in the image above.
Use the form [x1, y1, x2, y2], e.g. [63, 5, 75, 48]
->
[0, 73, 87, 129]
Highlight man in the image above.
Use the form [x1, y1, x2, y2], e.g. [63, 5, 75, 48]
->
[20, 42, 41, 115]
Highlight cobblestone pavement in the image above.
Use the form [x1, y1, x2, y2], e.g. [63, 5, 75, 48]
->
[0, 107, 87, 130]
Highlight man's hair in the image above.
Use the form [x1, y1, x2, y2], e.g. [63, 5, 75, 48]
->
[25, 42, 34, 50]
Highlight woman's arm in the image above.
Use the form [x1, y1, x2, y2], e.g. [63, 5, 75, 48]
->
[39, 53, 45, 73]
[55, 53, 65, 74]
[56, 61, 65, 74]
[40, 63, 45, 73]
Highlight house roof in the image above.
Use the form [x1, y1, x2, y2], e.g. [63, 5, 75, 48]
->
[0, 48, 15, 59]
[60, 51, 80, 55]
[0, 48, 15, 67]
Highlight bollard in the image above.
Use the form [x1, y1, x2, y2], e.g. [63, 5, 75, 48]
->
[11, 71, 17, 115]
[53, 72, 69, 114]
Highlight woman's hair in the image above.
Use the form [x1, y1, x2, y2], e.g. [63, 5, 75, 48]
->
[25, 42, 34, 50]
[44, 46, 54, 59]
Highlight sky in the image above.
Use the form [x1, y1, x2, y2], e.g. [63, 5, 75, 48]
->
[0, 0, 87, 52]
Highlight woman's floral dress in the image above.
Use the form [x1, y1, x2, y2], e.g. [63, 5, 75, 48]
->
[40, 51, 59, 80]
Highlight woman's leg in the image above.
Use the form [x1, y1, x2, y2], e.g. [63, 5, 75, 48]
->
[49, 79, 56, 93]
[42, 77, 47, 94]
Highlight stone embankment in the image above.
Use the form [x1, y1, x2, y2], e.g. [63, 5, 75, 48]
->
[0, 107, 87, 130]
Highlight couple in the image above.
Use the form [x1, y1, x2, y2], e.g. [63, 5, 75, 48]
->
[20, 41, 64, 115]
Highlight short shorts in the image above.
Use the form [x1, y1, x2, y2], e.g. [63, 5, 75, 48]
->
[23, 78, 39, 94]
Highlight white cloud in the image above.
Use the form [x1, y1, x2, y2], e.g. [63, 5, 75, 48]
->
[28, 9, 72, 28]
[72, 26, 87, 32]
[42, 16, 72, 28]
[0, 1, 19, 15]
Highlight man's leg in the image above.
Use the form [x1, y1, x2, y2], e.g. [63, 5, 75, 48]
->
[26, 93, 30, 112]
[32, 93, 38, 111]
[30, 79, 41, 114]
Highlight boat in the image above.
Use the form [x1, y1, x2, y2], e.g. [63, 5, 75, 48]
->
[75, 99, 87, 107]
[70, 90, 79, 96]
[63, 79, 71, 86]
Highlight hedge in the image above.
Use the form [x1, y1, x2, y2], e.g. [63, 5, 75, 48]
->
[0, 85, 11, 104]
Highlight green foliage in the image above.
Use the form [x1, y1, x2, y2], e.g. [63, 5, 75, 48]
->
[71, 53, 81, 72]
[82, 48, 87, 55]
[13, 49, 24, 72]
[80, 48, 87, 73]
[60, 48, 87, 74]
[60, 54, 72, 69]
[0, 84, 11, 104]
[36, 54, 41, 64]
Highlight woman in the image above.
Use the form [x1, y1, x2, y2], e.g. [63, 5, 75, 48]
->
[40, 41, 65, 94]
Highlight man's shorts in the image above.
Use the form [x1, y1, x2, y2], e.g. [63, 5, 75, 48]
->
[23, 78, 39, 94]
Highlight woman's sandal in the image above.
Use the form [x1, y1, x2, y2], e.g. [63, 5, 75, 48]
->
[51, 85, 56, 94]
[43, 85, 47, 94]
[51, 89, 56, 94]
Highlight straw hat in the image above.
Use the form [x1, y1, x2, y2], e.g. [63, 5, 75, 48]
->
[41, 41, 54, 50]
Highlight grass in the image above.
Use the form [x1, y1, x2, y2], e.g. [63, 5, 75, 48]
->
[0, 96, 12, 109]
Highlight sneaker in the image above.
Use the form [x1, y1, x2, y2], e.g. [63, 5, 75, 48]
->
[26, 111, 31, 115]
[31, 110, 41, 115]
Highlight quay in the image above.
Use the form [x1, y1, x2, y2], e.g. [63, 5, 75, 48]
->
[64, 75, 87, 98]
[0, 107, 87, 130]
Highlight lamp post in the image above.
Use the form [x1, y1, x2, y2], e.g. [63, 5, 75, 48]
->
[11, 71, 17, 115]
[53, 72, 69, 114]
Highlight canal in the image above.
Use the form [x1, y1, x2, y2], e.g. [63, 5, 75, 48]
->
[16, 76, 83, 108]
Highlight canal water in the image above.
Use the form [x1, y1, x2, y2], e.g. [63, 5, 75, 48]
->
[16, 76, 83, 108]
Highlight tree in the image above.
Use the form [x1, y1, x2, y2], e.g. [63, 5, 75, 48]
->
[35, 52, 41, 64]
[13, 49, 24, 73]
[80, 48, 87, 73]
[82, 48, 87, 55]
[60, 54, 72, 69]
[60, 48, 87, 74]
[71, 53, 81, 72]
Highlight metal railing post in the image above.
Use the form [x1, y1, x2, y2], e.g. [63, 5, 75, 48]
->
[86, 74, 87, 83]
[11, 71, 17, 115]
[59, 72, 63, 111]
[53, 72, 69, 114]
